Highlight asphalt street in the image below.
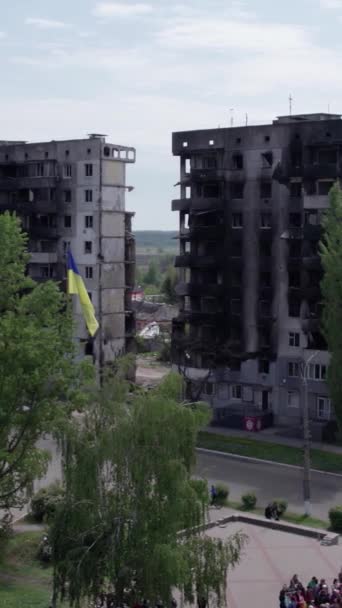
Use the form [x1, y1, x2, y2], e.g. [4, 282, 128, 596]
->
[13, 437, 341, 523]
[195, 450, 342, 521]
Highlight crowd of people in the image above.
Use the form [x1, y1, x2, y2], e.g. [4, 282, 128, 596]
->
[279, 572, 342, 607]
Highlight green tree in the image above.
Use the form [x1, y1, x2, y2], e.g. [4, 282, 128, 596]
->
[0, 213, 90, 517]
[143, 261, 160, 287]
[161, 266, 178, 304]
[320, 183, 342, 434]
[51, 372, 246, 607]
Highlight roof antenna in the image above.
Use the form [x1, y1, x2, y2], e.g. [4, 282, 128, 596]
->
[328, 103, 331, 114]
[229, 108, 234, 127]
[245, 113, 248, 126]
[289, 94, 293, 116]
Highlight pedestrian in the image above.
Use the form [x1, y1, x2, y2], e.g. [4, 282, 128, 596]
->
[279, 585, 288, 608]
[210, 485, 217, 505]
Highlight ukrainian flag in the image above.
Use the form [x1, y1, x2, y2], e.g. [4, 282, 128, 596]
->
[67, 250, 99, 337]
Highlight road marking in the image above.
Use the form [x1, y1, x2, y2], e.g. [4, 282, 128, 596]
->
[196, 447, 342, 479]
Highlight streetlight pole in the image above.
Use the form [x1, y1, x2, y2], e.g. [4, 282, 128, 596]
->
[301, 350, 319, 517]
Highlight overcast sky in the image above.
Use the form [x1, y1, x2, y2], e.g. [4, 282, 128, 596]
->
[1, 0, 342, 229]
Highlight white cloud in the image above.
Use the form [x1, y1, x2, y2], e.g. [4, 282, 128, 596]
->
[92, 2, 152, 18]
[25, 17, 70, 29]
[319, 0, 342, 7]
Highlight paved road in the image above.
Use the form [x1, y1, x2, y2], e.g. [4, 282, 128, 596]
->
[12, 438, 341, 523]
[195, 450, 342, 521]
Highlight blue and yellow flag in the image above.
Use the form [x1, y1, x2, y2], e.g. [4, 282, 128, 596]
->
[67, 251, 99, 337]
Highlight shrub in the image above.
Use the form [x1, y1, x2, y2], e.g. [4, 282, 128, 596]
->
[273, 499, 288, 516]
[30, 483, 64, 523]
[241, 492, 257, 510]
[329, 506, 342, 532]
[213, 483, 229, 505]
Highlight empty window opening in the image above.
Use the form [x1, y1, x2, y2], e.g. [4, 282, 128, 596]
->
[85, 340, 94, 356]
[232, 272, 242, 287]
[204, 382, 215, 396]
[185, 158, 190, 174]
[63, 240, 70, 253]
[185, 186, 191, 199]
[230, 182, 244, 199]
[288, 297, 300, 317]
[84, 241, 92, 254]
[85, 163, 93, 177]
[103, 146, 110, 157]
[259, 359, 270, 374]
[290, 181, 302, 197]
[231, 241, 242, 257]
[231, 385, 242, 400]
[288, 391, 299, 408]
[85, 189, 93, 203]
[232, 212, 243, 228]
[289, 241, 302, 258]
[289, 212, 302, 227]
[318, 180, 334, 196]
[260, 242, 271, 257]
[236, 137, 242, 144]
[232, 153, 243, 170]
[260, 181, 272, 199]
[64, 190, 72, 203]
[203, 183, 220, 198]
[317, 149, 337, 165]
[182, 141, 188, 148]
[259, 300, 272, 316]
[45, 152, 49, 158]
[289, 332, 300, 347]
[85, 215, 93, 228]
[231, 299, 242, 315]
[85, 266, 93, 279]
[264, 135, 271, 143]
[260, 272, 271, 287]
[289, 271, 301, 288]
[230, 359, 241, 371]
[209, 139, 215, 146]
[261, 151, 273, 167]
[65, 150, 70, 157]
[288, 361, 300, 377]
[64, 215, 71, 228]
[260, 212, 272, 228]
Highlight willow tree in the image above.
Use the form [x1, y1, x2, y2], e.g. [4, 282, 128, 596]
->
[320, 183, 342, 433]
[51, 371, 246, 607]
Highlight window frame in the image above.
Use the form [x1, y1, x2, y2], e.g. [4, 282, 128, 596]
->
[84, 241, 92, 254]
[317, 396, 331, 420]
[288, 361, 300, 378]
[231, 384, 242, 400]
[289, 332, 300, 347]
[85, 163, 93, 177]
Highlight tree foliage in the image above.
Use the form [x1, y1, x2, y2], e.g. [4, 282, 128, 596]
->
[143, 261, 160, 287]
[51, 371, 246, 607]
[161, 266, 178, 304]
[320, 183, 342, 433]
[0, 212, 90, 516]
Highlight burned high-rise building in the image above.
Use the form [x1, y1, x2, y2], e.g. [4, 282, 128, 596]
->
[172, 113, 339, 438]
[0, 135, 136, 366]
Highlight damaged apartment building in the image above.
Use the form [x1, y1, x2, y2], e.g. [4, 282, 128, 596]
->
[172, 113, 340, 437]
[0, 135, 136, 366]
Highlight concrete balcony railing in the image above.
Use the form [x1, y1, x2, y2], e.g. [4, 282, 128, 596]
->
[29, 252, 58, 264]
[175, 281, 224, 297]
[303, 195, 329, 209]
[175, 253, 222, 268]
[172, 197, 224, 212]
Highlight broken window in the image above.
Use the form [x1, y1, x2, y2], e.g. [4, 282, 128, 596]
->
[232, 153, 243, 170]
[84, 241, 92, 254]
[290, 181, 302, 198]
[317, 149, 337, 165]
[289, 271, 300, 288]
[260, 272, 271, 287]
[318, 180, 334, 196]
[261, 151, 273, 167]
[260, 181, 272, 199]
[232, 212, 243, 228]
[260, 212, 272, 228]
[260, 242, 271, 257]
[258, 359, 270, 374]
[288, 297, 301, 317]
[230, 182, 244, 199]
[288, 240, 302, 258]
[289, 213, 302, 227]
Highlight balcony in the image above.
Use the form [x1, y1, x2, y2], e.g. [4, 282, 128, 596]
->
[29, 225, 59, 239]
[287, 257, 302, 271]
[175, 282, 224, 297]
[177, 310, 225, 324]
[29, 252, 58, 264]
[301, 285, 321, 301]
[190, 168, 224, 181]
[302, 256, 321, 271]
[303, 195, 330, 210]
[172, 197, 223, 212]
[302, 318, 321, 334]
[189, 225, 225, 240]
[175, 254, 222, 269]
[302, 163, 340, 180]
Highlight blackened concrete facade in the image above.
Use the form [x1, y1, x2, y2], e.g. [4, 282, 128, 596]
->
[0, 135, 136, 366]
[171, 113, 340, 436]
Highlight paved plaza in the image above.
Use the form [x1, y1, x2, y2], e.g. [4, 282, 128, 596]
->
[207, 518, 341, 608]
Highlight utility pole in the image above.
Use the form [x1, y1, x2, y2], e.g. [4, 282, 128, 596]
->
[301, 350, 319, 516]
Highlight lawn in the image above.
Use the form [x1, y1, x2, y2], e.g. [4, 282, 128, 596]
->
[225, 500, 329, 530]
[0, 531, 52, 608]
[197, 431, 342, 474]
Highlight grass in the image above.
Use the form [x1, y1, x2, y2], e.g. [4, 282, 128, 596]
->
[198, 431, 342, 474]
[0, 531, 53, 608]
[223, 500, 329, 530]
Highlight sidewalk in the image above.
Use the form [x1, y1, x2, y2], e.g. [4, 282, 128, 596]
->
[204, 425, 342, 454]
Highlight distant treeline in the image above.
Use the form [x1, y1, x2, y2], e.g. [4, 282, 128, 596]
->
[135, 231, 178, 252]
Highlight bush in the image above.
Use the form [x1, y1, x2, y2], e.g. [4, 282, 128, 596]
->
[30, 483, 64, 523]
[273, 499, 288, 516]
[213, 483, 229, 505]
[241, 492, 257, 510]
[329, 506, 342, 532]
